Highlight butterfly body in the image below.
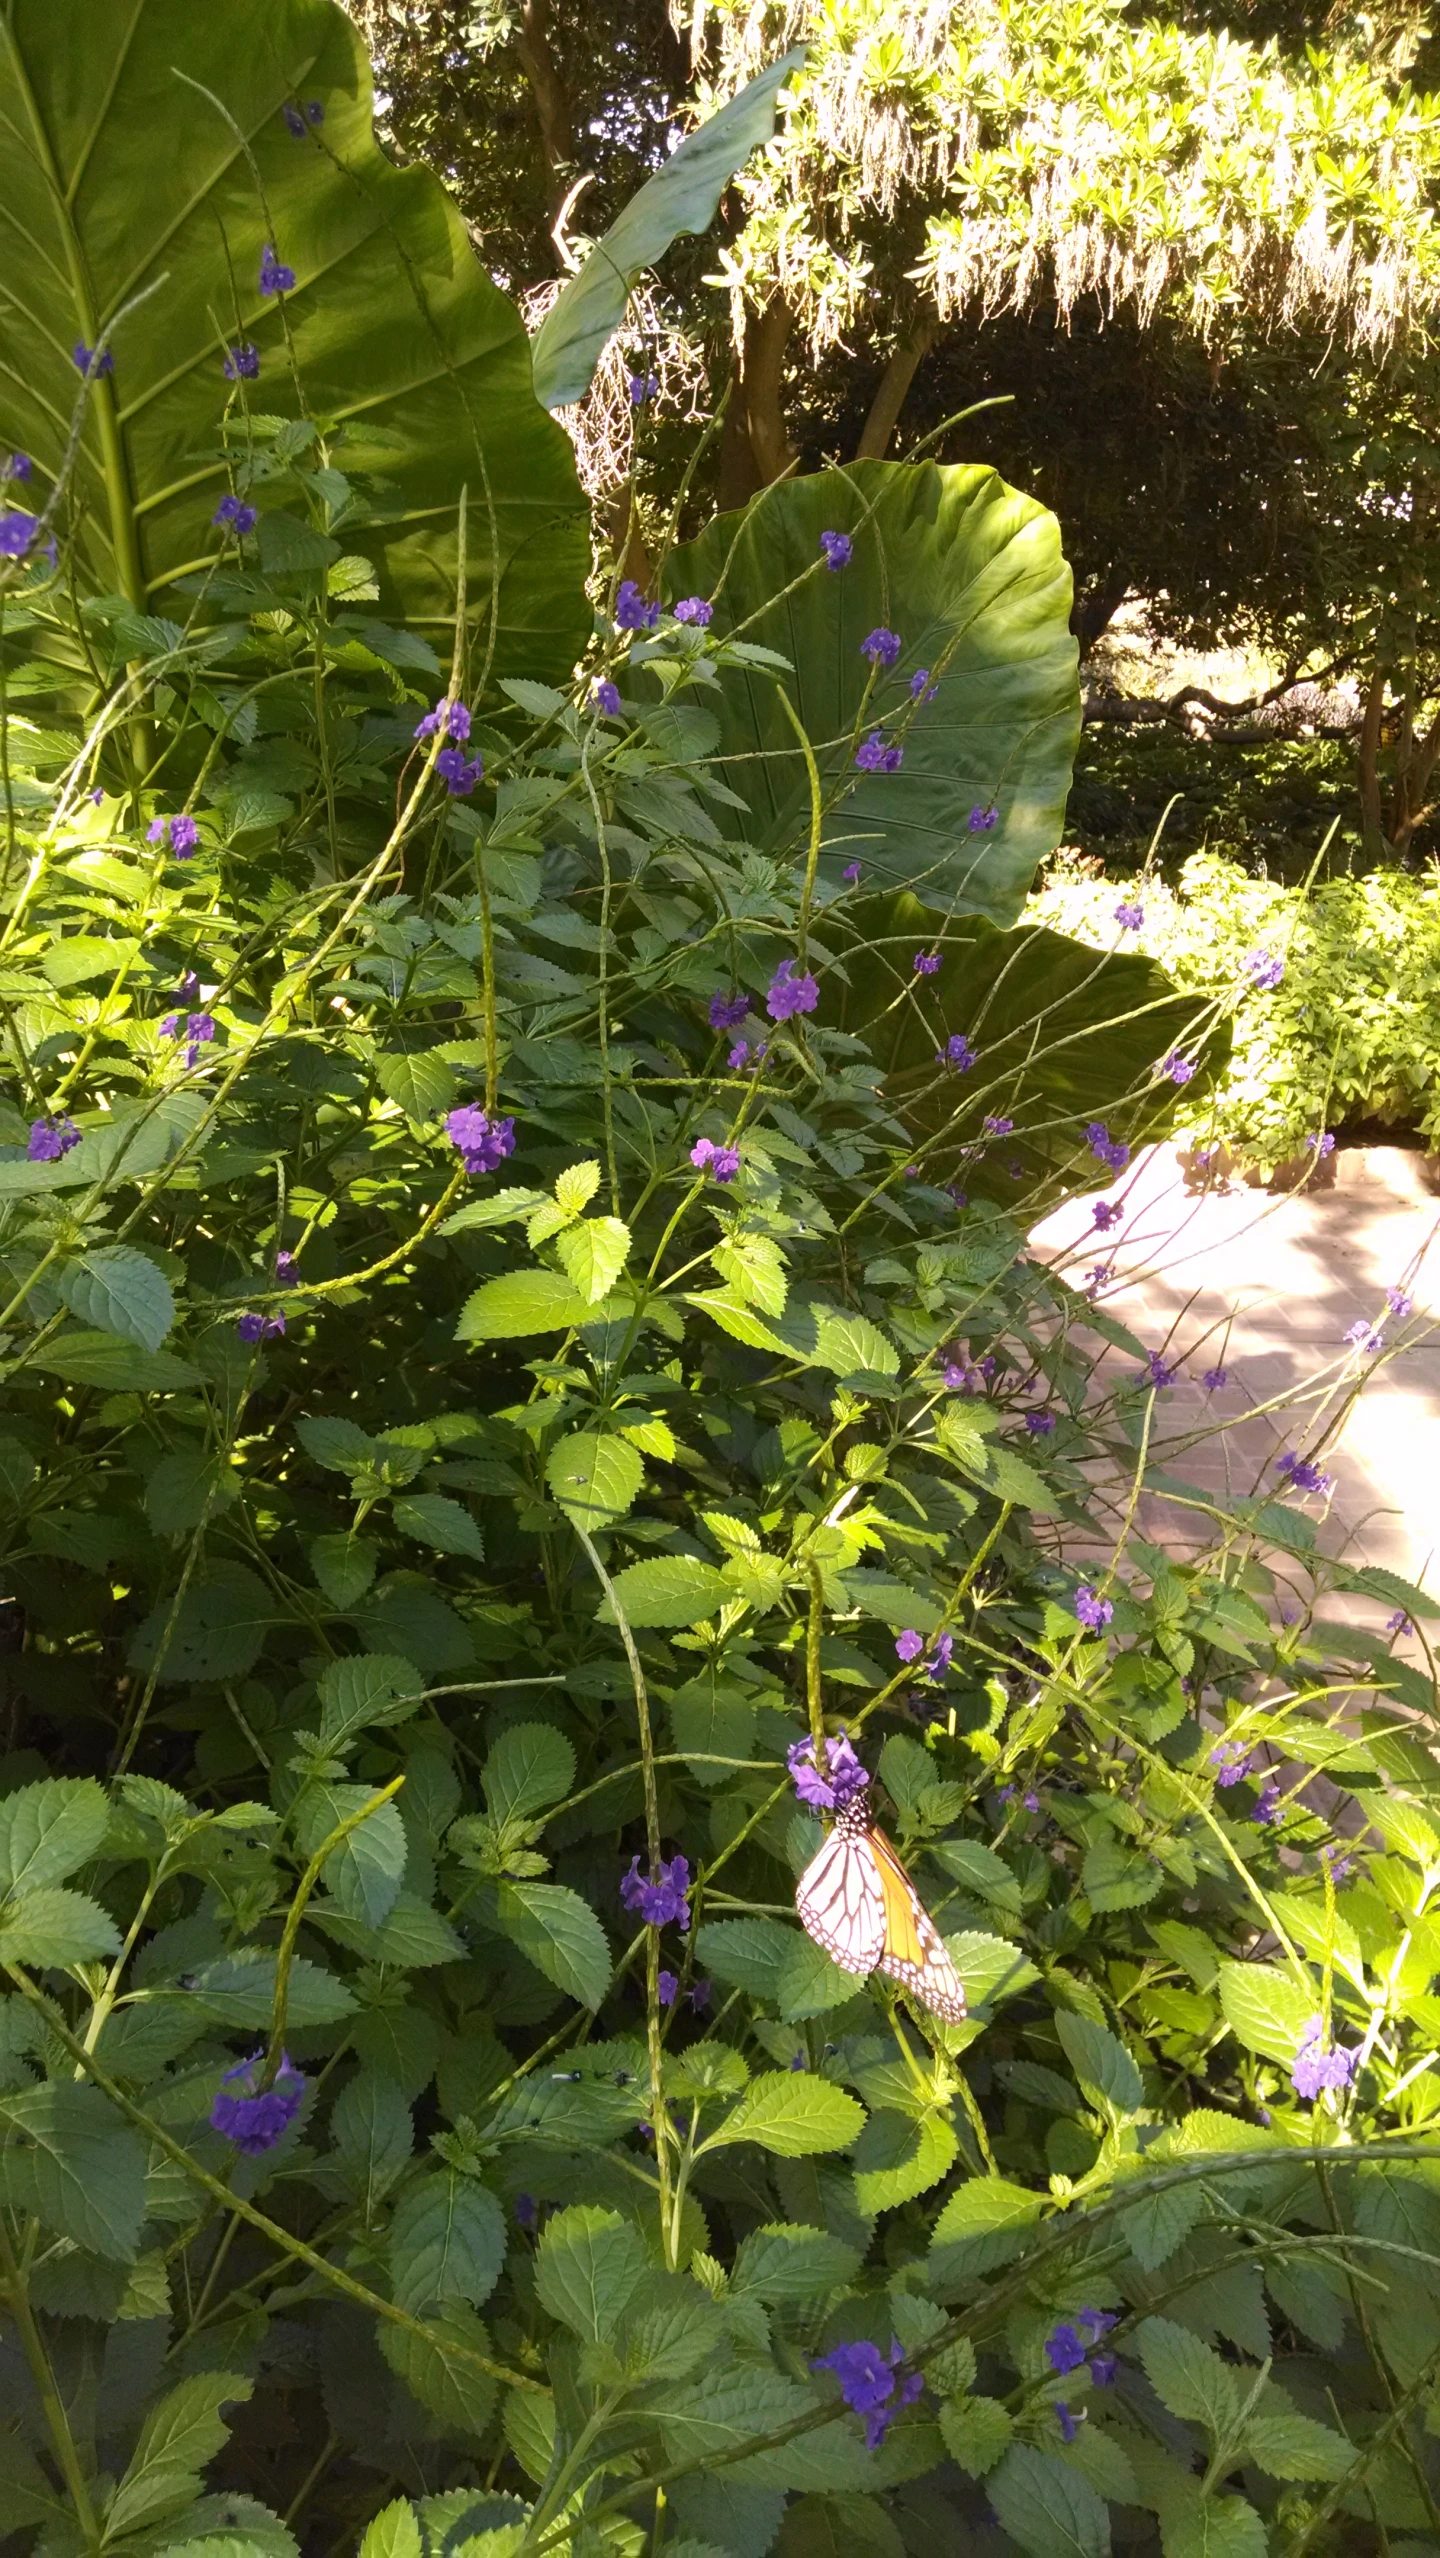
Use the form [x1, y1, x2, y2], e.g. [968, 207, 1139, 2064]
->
[796, 1789, 967, 2024]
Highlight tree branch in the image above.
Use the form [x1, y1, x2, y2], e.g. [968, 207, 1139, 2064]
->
[514, 0, 577, 236]
[855, 317, 937, 459]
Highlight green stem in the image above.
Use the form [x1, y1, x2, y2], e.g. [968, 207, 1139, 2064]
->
[0, 2212, 102, 2546]
[266, 1777, 405, 2077]
[777, 686, 825, 967]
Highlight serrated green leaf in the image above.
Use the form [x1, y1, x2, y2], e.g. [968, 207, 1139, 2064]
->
[702, 2070, 865, 2158]
[34, 1330, 202, 1392]
[378, 2304, 499, 2439]
[295, 1782, 408, 1929]
[928, 2177, 1043, 2284]
[1217, 1961, 1317, 2062]
[1056, 2011, 1144, 2117]
[377, 1049, 457, 1121]
[145, 1447, 239, 1537]
[359, 2502, 422, 2558]
[1083, 1835, 1164, 1911]
[853, 2107, 958, 2212]
[310, 1532, 379, 1608]
[555, 1214, 631, 1304]
[939, 2394, 1014, 2477]
[483, 1723, 576, 1822]
[730, 2222, 863, 2303]
[545, 1429, 643, 1530]
[390, 2172, 507, 2314]
[127, 1562, 272, 1682]
[988, 2444, 1110, 2558]
[456, 1268, 611, 1340]
[329, 2068, 413, 2210]
[391, 1490, 485, 1557]
[297, 1415, 376, 1472]
[1159, 2496, 1268, 2558]
[1243, 2402, 1353, 2480]
[316, 1653, 423, 1751]
[597, 1554, 728, 1629]
[534, 2204, 649, 2342]
[0, 1778, 109, 1892]
[107, 2372, 252, 2537]
[61, 1244, 175, 1350]
[495, 1878, 609, 2008]
[1136, 2317, 1241, 2436]
[0, 2081, 146, 2259]
[0, 1884, 120, 1965]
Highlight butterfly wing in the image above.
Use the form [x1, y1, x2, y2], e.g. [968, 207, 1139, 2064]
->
[870, 1830, 968, 2023]
[796, 1826, 887, 1978]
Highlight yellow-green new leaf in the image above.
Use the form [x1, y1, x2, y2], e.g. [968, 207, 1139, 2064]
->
[556, 1215, 631, 1304]
[701, 2070, 865, 2158]
[546, 1430, 644, 1530]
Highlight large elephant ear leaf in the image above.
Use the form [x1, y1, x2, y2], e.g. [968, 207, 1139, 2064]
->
[826, 892, 1227, 1205]
[0, 0, 588, 684]
[530, 48, 805, 412]
[664, 459, 1080, 922]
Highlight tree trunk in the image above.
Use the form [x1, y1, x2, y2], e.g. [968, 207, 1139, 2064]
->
[713, 297, 797, 512]
[854, 320, 937, 460]
[715, 355, 762, 514]
[514, 0, 577, 236]
[1071, 570, 1132, 654]
[1358, 667, 1387, 852]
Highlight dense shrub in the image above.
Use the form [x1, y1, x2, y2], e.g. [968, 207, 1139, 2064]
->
[1032, 849, 1440, 1172]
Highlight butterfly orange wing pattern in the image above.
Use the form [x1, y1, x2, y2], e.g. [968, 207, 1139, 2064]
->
[795, 1798, 967, 2024]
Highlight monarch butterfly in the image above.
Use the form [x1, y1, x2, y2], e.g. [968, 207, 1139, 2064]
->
[796, 1789, 967, 2024]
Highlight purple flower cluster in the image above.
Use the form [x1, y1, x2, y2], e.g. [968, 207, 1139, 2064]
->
[161, 1010, 215, 1067]
[616, 580, 659, 633]
[1388, 1608, 1413, 1636]
[1387, 1287, 1415, 1317]
[237, 1310, 286, 1345]
[1211, 1738, 1259, 1787]
[913, 950, 941, 976]
[0, 512, 38, 558]
[967, 804, 999, 834]
[224, 344, 261, 381]
[787, 1732, 869, 1811]
[628, 371, 660, 406]
[621, 1853, 690, 1927]
[446, 1106, 516, 1176]
[1085, 1120, 1130, 1173]
[936, 1032, 976, 1072]
[1113, 900, 1144, 931]
[1246, 948, 1284, 991]
[276, 1251, 298, 1286]
[855, 731, 902, 773]
[1025, 1411, 1056, 1435]
[811, 2339, 922, 2452]
[1277, 1449, 1332, 1496]
[416, 698, 472, 743]
[672, 596, 712, 626]
[1141, 1349, 1176, 1389]
[983, 1115, 1014, 1138]
[1344, 1319, 1384, 1356]
[910, 667, 938, 702]
[147, 813, 199, 858]
[1092, 1200, 1121, 1231]
[210, 2050, 306, 2154]
[709, 995, 749, 1033]
[895, 1629, 953, 1682]
[767, 959, 818, 1021]
[1252, 1779, 1283, 1825]
[998, 1784, 1042, 1813]
[437, 747, 482, 795]
[658, 1969, 712, 2010]
[4, 454, 31, 481]
[73, 343, 114, 378]
[212, 492, 258, 538]
[1291, 2018, 1359, 2101]
[1162, 1050, 1195, 1084]
[861, 627, 902, 668]
[27, 1117, 80, 1163]
[690, 1137, 740, 1183]
[1305, 1130, 1336, 1157]
[819, 529, 852, 569]
[1072, 1584, 1113, 1632]
[592, 679, 622, 716]
[1046, 2309, 1118, 2386]
[259, 244, 295, 296]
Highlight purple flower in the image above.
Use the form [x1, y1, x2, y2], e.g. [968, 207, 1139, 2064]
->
[176, 970, 200, 1001]
[968, 805, 999, 833]
[937, 1032, 976, 1072]
[223, 344, 260, 381]
[1023, 1790, 1041, 1813]
[1113, 900, 1144, 931]
[942, 1360, 976, 1391]
[926, 1633, 954, 1682]
[616, 580, 660, 633]
[787, 1733, 870, 1811]
[658, 1969, 679, 2006]
[593, 679, 622, 715]
[672, 596, 712, 626]
[283, 103, 308, 136]
[881, 745, 903, 773]
[902, 1163, 919, 1179]
[1073, 1585, 1113, 1632]
[855, 732, 891, 772]
[212, 493, 258, 537]
[620, 1853, 691, 1928]
[1246, 948, 1284, 992]
[1086, 1264, 1115, 1295]
[1056, 2403, 1081, 2443]
[73, 343, 113, 378]
[237, 1311, 286, 1344]
[820, 529, 853, 569]
[515, 2193, 538, 2228]
[691, 1137, 740, 1183]
[1321, 1842, 1353, 1883]
[914, 951, 941, 975]
[276, 1252, 298, 1285]
[861, 628, 902, 667]
[727, 1042, 751, 1070]
[1291, 2018, 1359, 2101]
[1344, 1319, 1384, 1356]
[709, 993, 749, 1031]
[1089, 2353, 1118, 2387]
[147, 812, 201, 858]
[1092, 1201, 1121, 1231]
[1305, 1131, 1335, 1157]
[437, 747, 482, 796]
[185, 1013, 215, 1046]
[445, 702, 472, 742]
[1162, 1050, 1195, 1084]
[1387, 1609, 1413, 1635]
[1277, 1450, 1331, 1495]
[842, 860, 862, 881]
[767, 960, 819, 1021]
[1142, 1350, 1176, 1389]
[160, 1015, 180, 1040]
[910, 668, 938, 701]
[1085, 1121, 1130, 1173]
[1252, 1779, 1283, 1825]
[5, 454, 31, 481]
[26, 1117, 80, 1163]
[0, 512, 38, 557]
[210, 2050, 305, 2154]
[1046, 2324, 1087, 2377]
[1211, 1740, 1258, 1788]
[259, 244, 295, 296]
[1387, 1288, 1414, 1317]
[628, 372, 660, 405]
[984, 1115, 1014, 1138]
[895, 1629, 924, 1664]
[811, 2339, 922, 2451]
[446, 1106, 516, 1176]
[688, 1977, 712, 2012]
[1026, 1411, 1056, 1435]
[1202, 1366, 1228, 1390]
